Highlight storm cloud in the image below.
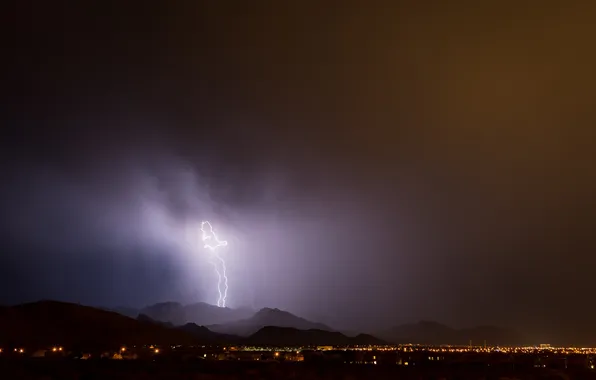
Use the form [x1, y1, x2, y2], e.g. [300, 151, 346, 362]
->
[2, 1, 596, 342]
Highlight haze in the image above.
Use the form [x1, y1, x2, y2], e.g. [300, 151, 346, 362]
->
[3, 1, 595, 343]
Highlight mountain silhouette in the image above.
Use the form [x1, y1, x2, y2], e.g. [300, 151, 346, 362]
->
[208, 307, 334, 336]
[109, 306, 140, 318]
[351, 333, 387, 346]
[0, 300, 528, 349]
[177, 323, 241, 344]
[0, 300, 198, 349]
[247, 326, 386, 346]
[136, 313, 174, 328]
[139, 302, 187, 325]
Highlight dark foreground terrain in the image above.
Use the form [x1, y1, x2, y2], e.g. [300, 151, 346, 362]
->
[1, 359, 595, 380]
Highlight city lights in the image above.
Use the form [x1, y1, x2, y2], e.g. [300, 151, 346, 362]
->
[5, 341, 596, 369]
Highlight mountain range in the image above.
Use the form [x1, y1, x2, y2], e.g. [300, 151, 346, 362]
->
[65, 300, 532, 346]
[0, 301, 384, 349]
[114, 302, 525, 346]
[207, 307, 333, 336]
[249, 326, 387, 347]
[0, 300, 196, 349]
[109, 303, 335, 337]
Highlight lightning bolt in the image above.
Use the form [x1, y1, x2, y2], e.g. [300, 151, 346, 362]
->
[200, 221, 229, 307]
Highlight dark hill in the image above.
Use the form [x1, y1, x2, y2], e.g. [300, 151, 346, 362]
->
[247, 326, 385, 347]
[139, 302, 187, 325]
[209, 307, 333, 336]
[0, 300, 199, 349]
[137, 313, 174, 328]
[109, 306, 140, 318]
[177, 323, 241, 344]
[248, 326, 349, 346]
[351, 333, 387, 346]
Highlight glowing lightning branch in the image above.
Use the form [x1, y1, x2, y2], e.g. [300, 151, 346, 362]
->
[200, 221, 229, 307]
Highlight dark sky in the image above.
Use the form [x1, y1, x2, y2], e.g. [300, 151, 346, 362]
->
[3, 1, 596, 342]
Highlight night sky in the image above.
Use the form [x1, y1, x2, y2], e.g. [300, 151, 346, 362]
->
[3, 2, 596, 342]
